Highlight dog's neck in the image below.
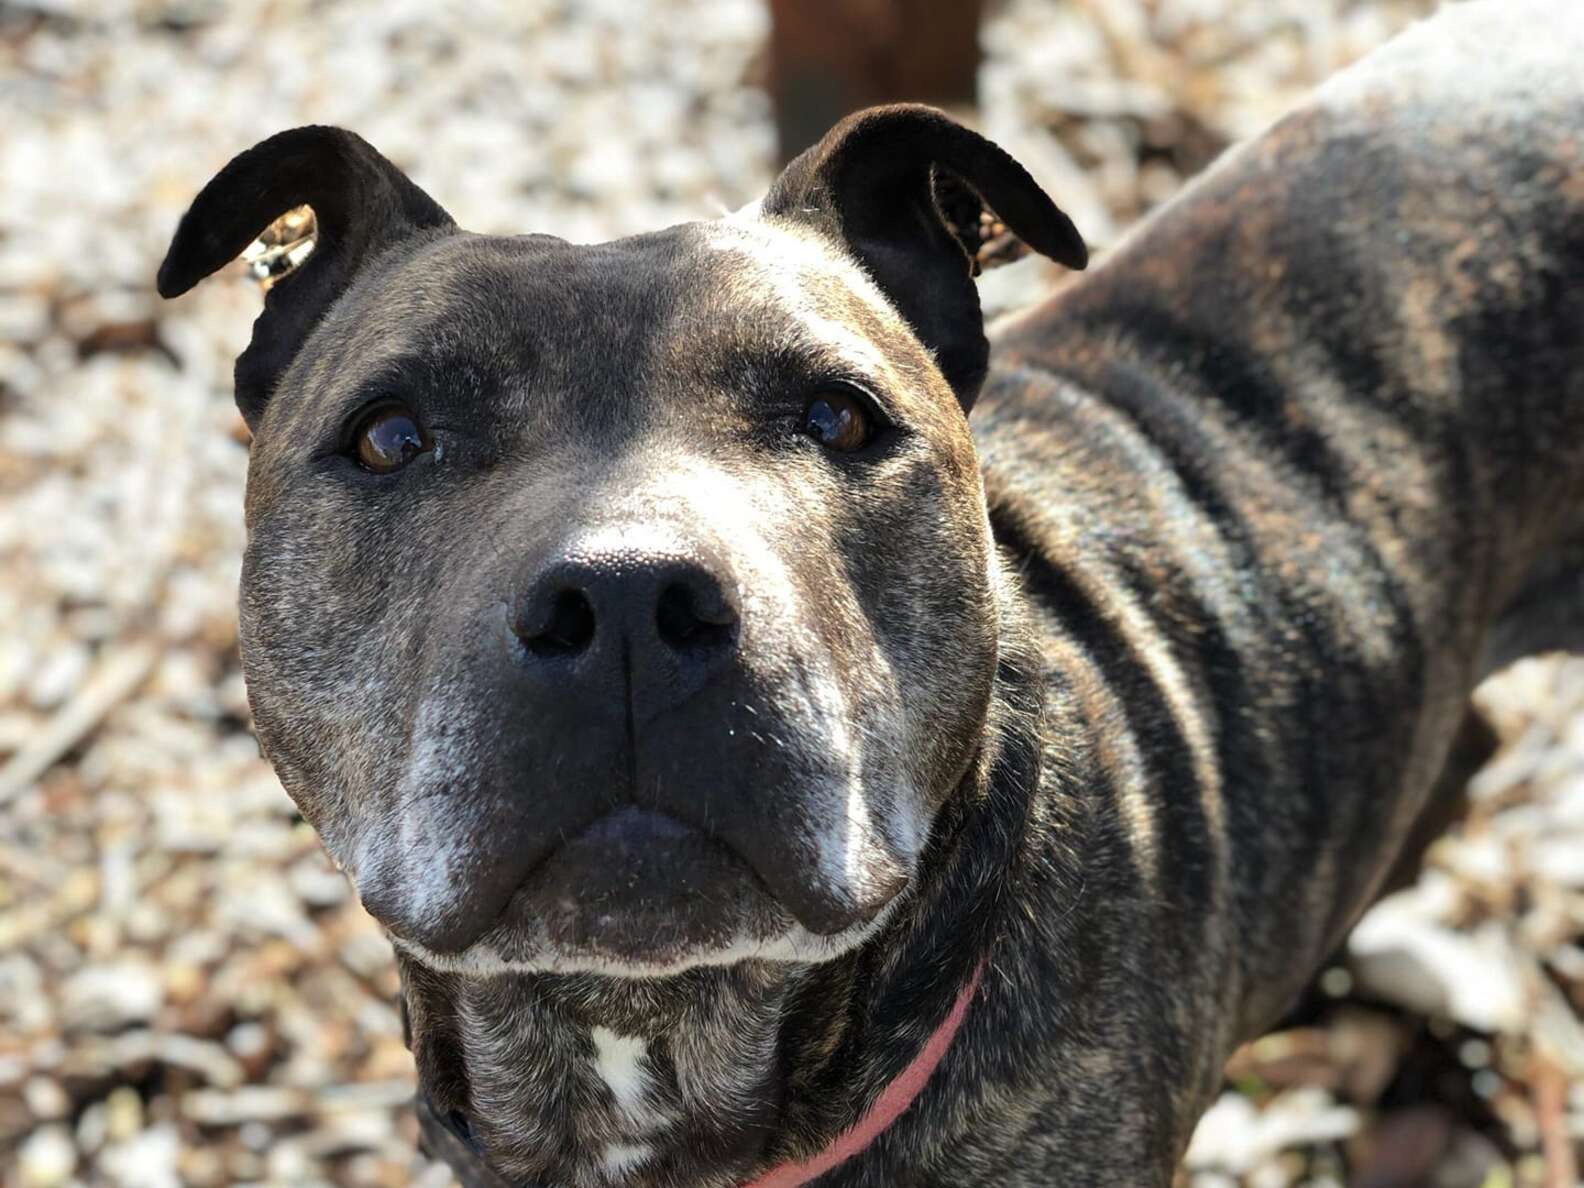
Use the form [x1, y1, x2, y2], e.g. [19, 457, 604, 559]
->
[400, 957, 793, 1186]
[396, 564, 1051, 1188]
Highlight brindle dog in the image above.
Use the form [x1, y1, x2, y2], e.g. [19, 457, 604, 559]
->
[157, 3, 1584, 1184]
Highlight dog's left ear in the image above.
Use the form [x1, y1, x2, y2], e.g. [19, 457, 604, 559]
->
[763, 104, 1086, 411]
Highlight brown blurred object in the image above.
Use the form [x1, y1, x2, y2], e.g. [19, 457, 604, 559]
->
[767, 0, 985, 162]
[1224, 1010, 1409, 1106]
[1348, 1105, 1456, 1188]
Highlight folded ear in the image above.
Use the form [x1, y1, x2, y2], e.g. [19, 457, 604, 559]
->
[157, 126, 454, 427]
[762, 104, 1086, 410]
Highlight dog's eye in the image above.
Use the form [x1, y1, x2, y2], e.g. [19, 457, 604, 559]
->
[352, 403, 431, 473]
[803, 389, 873, 453]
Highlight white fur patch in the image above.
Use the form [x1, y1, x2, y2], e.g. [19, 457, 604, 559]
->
[591, 1028, 651, 1118]
[354, 685, 485, 938]
[602, 1142, 651, 1178]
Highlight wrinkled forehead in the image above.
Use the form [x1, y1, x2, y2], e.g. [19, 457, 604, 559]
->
[304, 218, 936, 409]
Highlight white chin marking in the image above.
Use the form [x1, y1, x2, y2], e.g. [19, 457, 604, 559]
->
[388, 896, 905, 980]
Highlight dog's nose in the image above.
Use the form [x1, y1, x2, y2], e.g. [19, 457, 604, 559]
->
[513, 543, 739, 662]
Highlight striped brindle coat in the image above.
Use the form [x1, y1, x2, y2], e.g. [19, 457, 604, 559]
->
[158, 2, 1583, 1184]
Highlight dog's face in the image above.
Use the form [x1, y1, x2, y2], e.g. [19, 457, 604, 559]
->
[160, 109, 1084, 976]
[242, 222, 998, 975]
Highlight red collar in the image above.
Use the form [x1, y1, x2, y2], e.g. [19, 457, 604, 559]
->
[742, 958, 987, 1187]
[416, 959, 987, 1188]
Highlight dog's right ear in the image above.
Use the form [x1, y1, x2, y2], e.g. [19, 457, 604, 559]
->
[157, 126, 454, 428]
[762, 105, 1085, 414]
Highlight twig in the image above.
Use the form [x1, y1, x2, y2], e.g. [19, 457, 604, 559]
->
[1532, 1054, 1579, 1188]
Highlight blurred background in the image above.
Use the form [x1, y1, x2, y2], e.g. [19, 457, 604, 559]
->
[1, 1, 1581, 1185]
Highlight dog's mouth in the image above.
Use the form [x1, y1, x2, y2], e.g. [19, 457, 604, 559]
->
[373, 801, 909, 975]
[494, 805, 791, 966]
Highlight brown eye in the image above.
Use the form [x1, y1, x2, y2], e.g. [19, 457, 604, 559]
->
[353, 403, 430, 473]
[803, 389, 874, 453]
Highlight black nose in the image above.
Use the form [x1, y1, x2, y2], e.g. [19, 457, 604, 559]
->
[513, 543, 739, 664]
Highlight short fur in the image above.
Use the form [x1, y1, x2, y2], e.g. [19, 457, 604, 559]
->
[159, 3, 1584, 1184]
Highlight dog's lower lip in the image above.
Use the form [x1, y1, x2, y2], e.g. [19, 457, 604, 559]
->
[529, 805, 758, 887]
[572, 804, 711, 845]
[497, 805, 784, 961]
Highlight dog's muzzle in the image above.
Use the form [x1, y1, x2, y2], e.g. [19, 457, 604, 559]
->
[354, 523, 911, 967]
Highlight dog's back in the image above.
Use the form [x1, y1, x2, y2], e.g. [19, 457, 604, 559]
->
[974, 0, 1584, 1113]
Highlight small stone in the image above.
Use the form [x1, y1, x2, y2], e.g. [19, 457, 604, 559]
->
[22, 1076, 69, 1120]
[106, 1084, 144, 1141]
[300, 1108, 395, 1157]
[0, 292, 50, 343]
[226, 1021, 274, 1078]
[98, 1122, 181, 1188]
[62, 958, 164, 1031]
[266, 1138, 316, 1181]
[1529, 831, 1584, 885]
[26, 643, 90, 711]
[289, 854, 350, 908]
[76, 1099, 109, 1156]
[1349, 915, 1528, 1034]
[177, 1146, 227, 1188]
[17, 1124, 76, 1188]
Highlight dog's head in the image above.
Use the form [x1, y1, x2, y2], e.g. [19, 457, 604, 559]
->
[160, 108, 1084, 976]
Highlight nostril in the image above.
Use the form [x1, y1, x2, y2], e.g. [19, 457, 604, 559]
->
[656, 580, 736, 650]
[524, 589, 596, 656]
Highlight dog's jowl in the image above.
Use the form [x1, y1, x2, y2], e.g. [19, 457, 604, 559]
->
[158, 3, 1584, 1185]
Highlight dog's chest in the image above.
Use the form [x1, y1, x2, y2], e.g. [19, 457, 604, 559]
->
[455, 990, 783, 1188]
